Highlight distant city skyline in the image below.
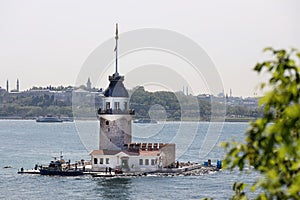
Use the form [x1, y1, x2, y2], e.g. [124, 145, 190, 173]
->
[1, 77, 240, 98]
[1, 0, 299, 97]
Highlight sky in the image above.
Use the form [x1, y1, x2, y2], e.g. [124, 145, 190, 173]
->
[0, 0, 299, 97]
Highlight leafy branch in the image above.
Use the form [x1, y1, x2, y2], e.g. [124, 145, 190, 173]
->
[223, 48, 300, 199]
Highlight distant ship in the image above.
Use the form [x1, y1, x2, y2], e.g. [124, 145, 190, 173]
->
[60, 117, 74, 122]
[36, 115, 63, 123]
[133, 119, 157, 124]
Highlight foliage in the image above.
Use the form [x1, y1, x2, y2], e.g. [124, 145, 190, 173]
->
[129, 86, 181, 120]
[129, 86, 260, 121]
[223, 48, 300, 199]
[231, 182, 248, 200]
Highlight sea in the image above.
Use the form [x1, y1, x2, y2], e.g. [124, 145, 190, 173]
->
[0, 120, 259, 199]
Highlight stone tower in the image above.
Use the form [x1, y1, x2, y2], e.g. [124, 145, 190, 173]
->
[97, 23, 134, 150]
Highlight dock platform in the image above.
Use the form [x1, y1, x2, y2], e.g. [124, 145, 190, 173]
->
[17, 169, 40, 174]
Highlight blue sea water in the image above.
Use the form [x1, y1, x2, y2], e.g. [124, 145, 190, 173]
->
[0, 120, 258, 199]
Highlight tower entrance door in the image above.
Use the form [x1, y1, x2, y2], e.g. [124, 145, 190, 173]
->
[121, 157, 129, 171]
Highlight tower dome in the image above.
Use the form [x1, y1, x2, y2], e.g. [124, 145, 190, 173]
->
[103, 74, 129, 98]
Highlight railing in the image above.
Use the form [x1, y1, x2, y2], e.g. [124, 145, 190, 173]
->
[97, 108, 135, 115]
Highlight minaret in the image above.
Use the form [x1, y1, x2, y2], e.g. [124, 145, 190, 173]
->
[97, 23, 134, 150]
[186, 86, 188, 96]
[6, 80, 9, 93]
[16, 79, 19, 92]
[87, 77, 91, 91]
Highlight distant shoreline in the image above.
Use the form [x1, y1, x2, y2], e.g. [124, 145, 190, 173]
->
[0, 116, 254, 122]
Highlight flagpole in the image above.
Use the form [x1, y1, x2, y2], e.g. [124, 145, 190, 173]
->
[115, 23, 119, 76]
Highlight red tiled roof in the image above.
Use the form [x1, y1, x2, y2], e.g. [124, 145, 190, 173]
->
[90, 150, 121, 155]
[90, 143, 175, 156]
[90, 149, 139, 156]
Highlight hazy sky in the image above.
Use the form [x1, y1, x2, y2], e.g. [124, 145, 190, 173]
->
[0, 0, 299, 97]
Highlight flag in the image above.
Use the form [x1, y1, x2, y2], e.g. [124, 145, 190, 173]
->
[114, 23, 118, 52]
[115, 23, 118, 37]
[114, 43, 117, 52]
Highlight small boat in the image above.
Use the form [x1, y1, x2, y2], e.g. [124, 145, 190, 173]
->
[36, 115, 63, 123]
[133, 119, 157, 124]
[39, 155, 83, 176]
[60, 117, 74, 122]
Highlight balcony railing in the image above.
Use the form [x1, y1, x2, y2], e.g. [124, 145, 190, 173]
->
[97, 108, 135, 115]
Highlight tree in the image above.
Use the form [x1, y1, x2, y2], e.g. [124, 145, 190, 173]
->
[223, 48, 300, 199]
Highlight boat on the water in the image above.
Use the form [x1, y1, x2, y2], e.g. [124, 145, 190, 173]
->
[39, 155, 84, 176]
[133, 119, 157, 124]
[60, 117, 74, 122]
[36, 115, 63, 123]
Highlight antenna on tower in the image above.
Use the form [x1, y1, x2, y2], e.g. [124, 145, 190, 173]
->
[114, 23, 119, 76]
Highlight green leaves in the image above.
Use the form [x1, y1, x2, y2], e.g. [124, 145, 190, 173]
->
[224, 48, 300, 199]
[231, 182, 248, 200]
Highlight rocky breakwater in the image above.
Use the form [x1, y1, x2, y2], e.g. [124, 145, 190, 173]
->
[143, 161, 222, 177]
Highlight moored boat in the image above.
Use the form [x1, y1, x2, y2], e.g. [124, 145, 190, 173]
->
[39, 154, 84, 176]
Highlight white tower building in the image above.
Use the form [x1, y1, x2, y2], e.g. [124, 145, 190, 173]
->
[97, 23, 134, 150]
[91, 24, 175, 173]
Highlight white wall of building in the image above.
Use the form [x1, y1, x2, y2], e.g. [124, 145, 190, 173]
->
[91, 152, 160, 172]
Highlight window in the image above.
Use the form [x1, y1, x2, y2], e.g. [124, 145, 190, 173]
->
[115, 102, 120, 110]
[106, 158, 109, 164]
[151, 159, 156, 165]
[94, 158, 97, 164]
[106, 120, 109, 125]
[106, 102, 110, 109]
[100, 158, 103, 164]
[145, 159, 149, 165]
[139, 159, 143, 165]
[124, 102, 128, 110]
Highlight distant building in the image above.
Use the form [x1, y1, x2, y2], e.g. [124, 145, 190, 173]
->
[6, 80, 9, 93]
[10, 79, 20, 93]
[0, 87, 6, 94]
[87, 78, 92, 91]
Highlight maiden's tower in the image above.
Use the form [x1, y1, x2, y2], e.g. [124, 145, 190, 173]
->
[90, 24, 175, 173]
